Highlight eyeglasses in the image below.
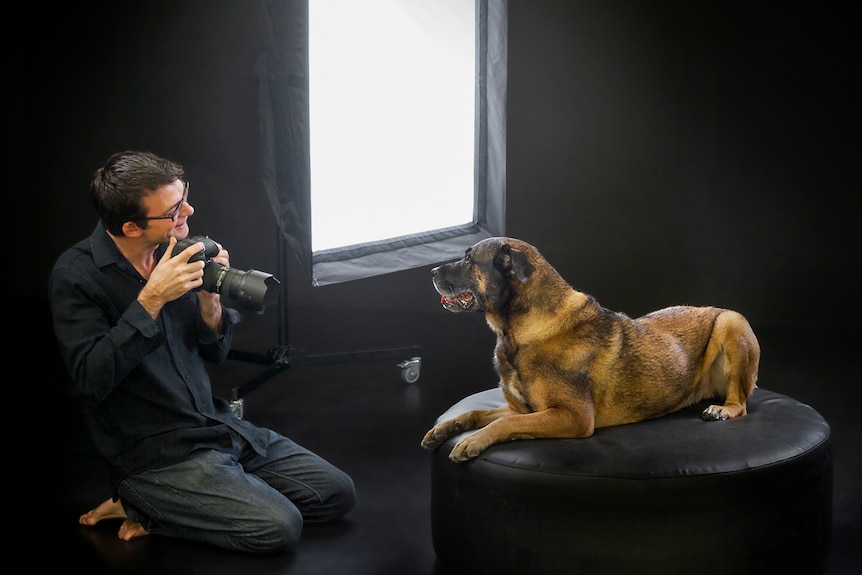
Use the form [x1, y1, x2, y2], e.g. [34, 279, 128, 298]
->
[137, 181, 189, 223]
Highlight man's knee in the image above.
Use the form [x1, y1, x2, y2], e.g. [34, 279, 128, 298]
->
[313, 471, 357, 521]
[240, 505, 303, 553]
[333, 473, 357, 515]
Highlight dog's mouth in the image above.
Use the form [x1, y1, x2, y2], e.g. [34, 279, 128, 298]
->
[440, 292, 475, 311]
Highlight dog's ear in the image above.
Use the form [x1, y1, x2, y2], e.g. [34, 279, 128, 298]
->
[497, 243, 535, 283]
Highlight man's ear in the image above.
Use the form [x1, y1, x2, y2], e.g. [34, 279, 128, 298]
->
[121, 221, 144, 237]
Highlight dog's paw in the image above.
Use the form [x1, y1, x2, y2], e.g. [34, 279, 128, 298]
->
[448, 448, 475, 462]
[701, 405, 729, 421]
[702, 402, 747, 421]
[420, 437, 439, 450]
[421, 425, 449, 450]
[421, 419, 468, 450]
[448, 434, 492, 462]
[448, 442, 479, 462]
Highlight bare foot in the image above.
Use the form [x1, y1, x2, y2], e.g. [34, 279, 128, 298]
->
[118, 518, 149, 540]
[80, 498, 150, 540]
[79, 497, 127, 525]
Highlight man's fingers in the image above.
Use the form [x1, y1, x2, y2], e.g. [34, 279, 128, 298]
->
[162, 239, 206, 264]
[179, 241, 206, 263]
[161, 237, 178, 260]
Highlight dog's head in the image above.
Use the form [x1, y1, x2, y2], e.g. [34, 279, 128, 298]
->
[431, 237, 536, 314]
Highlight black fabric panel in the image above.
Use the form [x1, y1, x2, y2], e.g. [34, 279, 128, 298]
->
[310, 224, 493, 286]
[257, 0, 313, 280]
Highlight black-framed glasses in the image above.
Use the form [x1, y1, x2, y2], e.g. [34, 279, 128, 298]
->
[137, 181, 189, 223]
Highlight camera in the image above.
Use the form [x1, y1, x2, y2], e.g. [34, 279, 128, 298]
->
[173, 235, 280, 314]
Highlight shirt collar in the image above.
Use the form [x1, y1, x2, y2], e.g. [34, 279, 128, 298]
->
[89, 221, 168, 271]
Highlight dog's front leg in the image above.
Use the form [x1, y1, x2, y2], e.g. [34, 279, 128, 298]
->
[421, 406, 514, 451]
[448, 407, 595, 462]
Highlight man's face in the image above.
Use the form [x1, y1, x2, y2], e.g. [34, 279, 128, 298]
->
[138, 180, 193, 243]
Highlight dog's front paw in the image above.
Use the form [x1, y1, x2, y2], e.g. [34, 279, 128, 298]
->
[421, 418, 471, 450]
[449, 434, 488, 463]
[421, 428, 442, 450]
[448, 433, 494, 462]
[421, 423, 452, 450]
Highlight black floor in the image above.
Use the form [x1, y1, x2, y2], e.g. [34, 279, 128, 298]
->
[39, 306, 861, 575]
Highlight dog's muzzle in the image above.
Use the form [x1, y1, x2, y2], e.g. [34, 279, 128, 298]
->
[440, 291, 475, 311]
[432, 267, 477, 312]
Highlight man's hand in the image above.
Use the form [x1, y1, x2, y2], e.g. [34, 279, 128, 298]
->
[137, 238, 206, 319]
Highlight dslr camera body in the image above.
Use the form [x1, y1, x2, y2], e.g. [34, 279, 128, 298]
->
[174, 235, 280, 314]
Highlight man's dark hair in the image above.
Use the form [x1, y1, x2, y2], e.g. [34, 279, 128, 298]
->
[91, 150, 185, 236]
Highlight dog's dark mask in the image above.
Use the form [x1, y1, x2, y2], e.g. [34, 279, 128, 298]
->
[431, 240, 534, 313]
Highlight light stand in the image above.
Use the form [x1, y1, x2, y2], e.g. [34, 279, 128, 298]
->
[226, 232, 422, 411]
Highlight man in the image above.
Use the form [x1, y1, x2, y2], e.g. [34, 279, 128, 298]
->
[49, 150, 355, 553]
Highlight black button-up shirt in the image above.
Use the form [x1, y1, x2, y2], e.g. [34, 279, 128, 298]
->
[49, 223, 268, 494]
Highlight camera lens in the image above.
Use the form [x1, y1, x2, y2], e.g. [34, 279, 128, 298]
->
[225, 269, 280, 314]
[175, 235, 280, 314]
[203, 263, 280, 314]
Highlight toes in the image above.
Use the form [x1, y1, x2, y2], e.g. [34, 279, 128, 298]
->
[421, 433, 440, 450]
[701, 405, 728, 421]
[448, 441, 470, 462]
[449, 437, 486, 462]
[449, 446, 475, 462]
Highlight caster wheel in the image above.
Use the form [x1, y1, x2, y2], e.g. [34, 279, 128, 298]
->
[398, 357, 422, 384]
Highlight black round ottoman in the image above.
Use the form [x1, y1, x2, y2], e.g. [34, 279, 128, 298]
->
[429, 388, 832, 575]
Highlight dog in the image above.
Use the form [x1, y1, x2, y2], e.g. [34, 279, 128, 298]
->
[421, 237, 760, 462]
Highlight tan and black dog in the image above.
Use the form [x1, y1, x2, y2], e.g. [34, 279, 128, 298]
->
[421, 237, 760, 462]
